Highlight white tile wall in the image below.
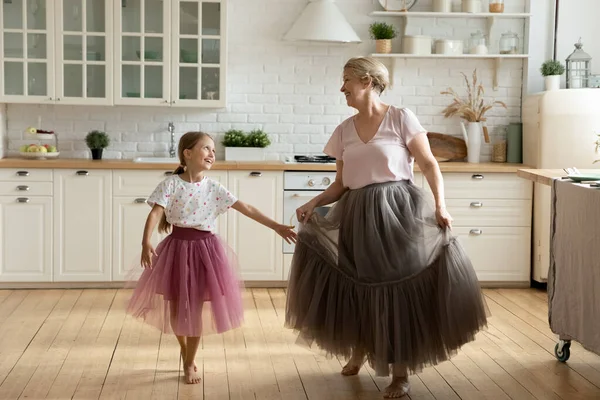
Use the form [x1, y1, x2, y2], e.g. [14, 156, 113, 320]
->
[4, 0, 528, 161]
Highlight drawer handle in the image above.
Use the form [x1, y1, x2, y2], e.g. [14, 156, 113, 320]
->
[250, 172, 262, 177]
[472, 174, 484, 180]
[16, 171, 29, 177]
[16, 197, 30, 203]
[470, 201, 483, 208]
[469, 229, 483, 235]
[76, 170, 89, 176]
[17, 185, 30, 191]
[134, 198, 147, 204]
[164, 171, 173, 176]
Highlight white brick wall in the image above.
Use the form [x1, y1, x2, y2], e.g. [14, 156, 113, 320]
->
[4, 0, 528, 161]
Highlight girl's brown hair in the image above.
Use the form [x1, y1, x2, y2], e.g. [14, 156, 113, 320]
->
[158, 131, 214, 234]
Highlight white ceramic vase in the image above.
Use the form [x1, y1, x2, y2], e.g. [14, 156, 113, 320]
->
[460, 121, 482, 163]
[545, 75, 560, 91]
[225, 147, 266, 161]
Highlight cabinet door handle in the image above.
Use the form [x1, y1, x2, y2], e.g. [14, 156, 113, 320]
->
[17, 185, 30, 191]
[16, 171, 29, 177]
[472, 174, 484, 180]
[164, 171, 173, 176]
[134, 198, 147, 204]
[470, 201, 483, 208]
[16, 197, 30, 203]
[469, 229, 483, 235]
[76, 170, 89, 176]
[249, 172, 262, 177]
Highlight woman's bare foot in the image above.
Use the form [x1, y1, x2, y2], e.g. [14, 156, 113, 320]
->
[383, 375, 410, 398]
[180, 346, 197, 372]
[184, 363, 201, 384]
[341, 353, 366, 376]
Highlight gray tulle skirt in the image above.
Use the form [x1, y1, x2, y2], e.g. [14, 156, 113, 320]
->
[285, 180, 490, 376]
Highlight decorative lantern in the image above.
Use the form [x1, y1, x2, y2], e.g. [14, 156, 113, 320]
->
[566, 38, 592, 89]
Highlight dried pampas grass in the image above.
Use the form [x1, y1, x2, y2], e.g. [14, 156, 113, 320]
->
[441, 69, 507, 123]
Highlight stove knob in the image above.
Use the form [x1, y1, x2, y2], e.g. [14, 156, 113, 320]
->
[322, 177, 331, 186]
[308, 179, 316, 187]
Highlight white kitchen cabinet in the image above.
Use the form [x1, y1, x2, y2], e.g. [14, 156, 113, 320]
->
[0, 0, 55, 103]
[423, 172, 533, 284]
[227, 170, 283, 281]
[114, 0, 227, 107]
[112, 196, 162, 281]
[0, 196, 53, 282]
[1, 0, 226, 107]
[53, 169, 112, 282]
[55, 0, 114, 105]
[453, 227, 531, 283]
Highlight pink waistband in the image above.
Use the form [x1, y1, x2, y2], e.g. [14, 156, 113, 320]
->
[170, 225, 214, 240]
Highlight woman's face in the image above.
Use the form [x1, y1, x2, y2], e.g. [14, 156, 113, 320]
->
[340, 68, 370, 108]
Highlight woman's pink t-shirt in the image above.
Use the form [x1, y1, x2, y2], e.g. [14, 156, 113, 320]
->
[323, 106, 427, 190]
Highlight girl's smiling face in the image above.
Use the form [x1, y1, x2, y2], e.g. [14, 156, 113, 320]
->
[183, 135, 216, 170]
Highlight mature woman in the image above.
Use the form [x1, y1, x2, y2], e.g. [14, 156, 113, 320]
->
[285, 57, 489, 399]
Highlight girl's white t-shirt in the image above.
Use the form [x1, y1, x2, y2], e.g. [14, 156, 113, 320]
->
[147, 174, 238, 232]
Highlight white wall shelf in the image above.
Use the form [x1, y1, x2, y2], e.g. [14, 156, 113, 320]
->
[371, 53, 529, 59]
[371, 53, 528, 89]
[369, 11, 531, 18]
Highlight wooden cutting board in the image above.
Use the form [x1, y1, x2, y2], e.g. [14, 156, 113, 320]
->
[427, 132, 467, 162]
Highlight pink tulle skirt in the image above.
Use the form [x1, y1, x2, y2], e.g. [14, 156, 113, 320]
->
[126, 226, 244, 337]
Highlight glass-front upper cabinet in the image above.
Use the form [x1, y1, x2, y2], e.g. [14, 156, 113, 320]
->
[171, 0, 226, 108]
[0, 0, 55, 103]
[56, 0, 113, 105]
[114, 0, 170, 106]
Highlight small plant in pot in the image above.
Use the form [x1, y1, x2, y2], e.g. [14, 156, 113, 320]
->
[85, 130, 110, 160]
[541, 60, 565, 91]
[369, 22, 396, 54]
[222, 129, 271, 161]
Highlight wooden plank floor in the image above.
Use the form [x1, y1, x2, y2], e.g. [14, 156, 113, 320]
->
[0, 288, 599, 399]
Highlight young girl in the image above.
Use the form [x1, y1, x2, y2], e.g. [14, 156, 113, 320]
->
[126, 131, 297, 385]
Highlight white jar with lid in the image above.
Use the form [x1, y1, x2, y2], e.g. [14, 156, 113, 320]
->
[435, 39, 464, 55]
[462, 0, 482, 13]
[469, 31, 488, 54]
[403, 35, 432, 55]
[433, 0, 452, 12]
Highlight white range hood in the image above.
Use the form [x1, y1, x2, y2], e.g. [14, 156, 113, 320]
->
[283, 0, 361, 43]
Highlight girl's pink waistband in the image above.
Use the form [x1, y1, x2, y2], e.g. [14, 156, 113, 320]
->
[170, 225, 214, 240]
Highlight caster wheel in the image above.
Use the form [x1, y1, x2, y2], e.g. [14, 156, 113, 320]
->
[554, 341, 571, 362]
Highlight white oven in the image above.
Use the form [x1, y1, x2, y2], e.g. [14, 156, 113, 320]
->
[283, 171, 337, 254]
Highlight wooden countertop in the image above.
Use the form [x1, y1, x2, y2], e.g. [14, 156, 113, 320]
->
[517, 168, 600, 186]
[0, 157, 530, 173]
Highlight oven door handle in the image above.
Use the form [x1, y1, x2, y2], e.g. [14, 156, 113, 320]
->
[291, 194, 320, 198]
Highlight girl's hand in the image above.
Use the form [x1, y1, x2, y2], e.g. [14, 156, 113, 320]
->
[274, 224, 298, 244]
[296, 201, 316, 224]
[435, 206, 453, 230]
[141, 242, 157, 269]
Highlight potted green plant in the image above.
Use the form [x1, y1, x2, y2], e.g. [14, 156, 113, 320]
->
[85, 130, 110, 160]
[222, 129, 271, 161]
[369, 22, 396, 54]
[540, 60, 565, 91]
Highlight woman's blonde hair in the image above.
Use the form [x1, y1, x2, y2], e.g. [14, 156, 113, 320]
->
[344, 57, 390, 94]
[158, 131, 214, 233]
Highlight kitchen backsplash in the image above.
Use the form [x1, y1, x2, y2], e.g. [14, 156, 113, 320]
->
[3, 0, 527, 161]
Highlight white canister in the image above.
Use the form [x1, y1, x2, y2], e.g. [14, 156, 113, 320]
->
[462, 0, 482, 13]
[403, 35, 432, 55]
[434, 39, 464, 55]
[433, 0, 451, 12]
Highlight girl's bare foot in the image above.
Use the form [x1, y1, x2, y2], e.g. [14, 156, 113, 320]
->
[184, 363, 201, 384]
[341, 353, 366, 376]
[383, 375, 410, 398]
[180, 346, 197, 372]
